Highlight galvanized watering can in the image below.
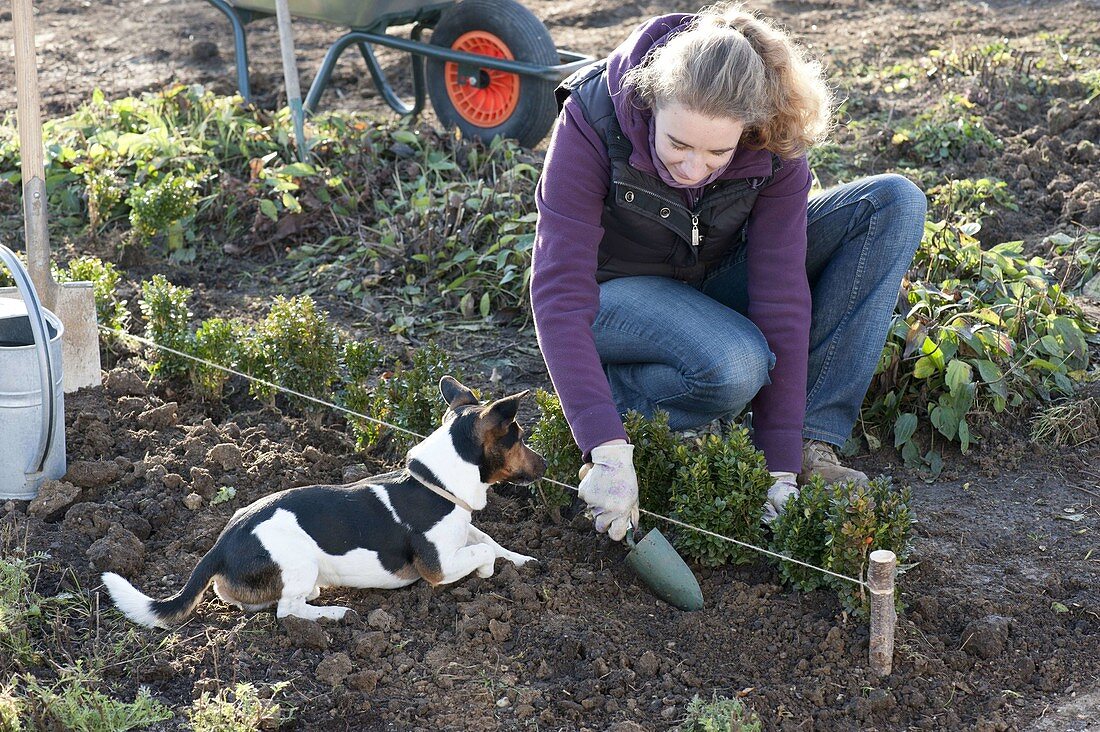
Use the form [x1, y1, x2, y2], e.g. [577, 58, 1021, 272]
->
[0, 244, 65, 500]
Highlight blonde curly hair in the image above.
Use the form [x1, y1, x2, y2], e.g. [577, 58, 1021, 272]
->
[622, 3, 834, 159]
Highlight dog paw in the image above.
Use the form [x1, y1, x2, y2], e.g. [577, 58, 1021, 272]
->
[509, 553, 537, 567]
[476, 561, 496, 578]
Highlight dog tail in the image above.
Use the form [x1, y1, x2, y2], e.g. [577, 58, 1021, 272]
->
[102, 549, 222, 628]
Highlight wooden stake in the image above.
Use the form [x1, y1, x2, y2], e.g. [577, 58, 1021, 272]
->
[868, 549, 897, 677]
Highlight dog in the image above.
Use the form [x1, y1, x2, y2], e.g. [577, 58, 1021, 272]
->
[102, 376, 546, 627]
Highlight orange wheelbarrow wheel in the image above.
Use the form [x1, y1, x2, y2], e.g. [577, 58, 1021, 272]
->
[427, 0, 558, 148]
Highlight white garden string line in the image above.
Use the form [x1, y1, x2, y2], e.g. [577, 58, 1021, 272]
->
[101, 324, 868, 589]
[538, 475, 867, 588]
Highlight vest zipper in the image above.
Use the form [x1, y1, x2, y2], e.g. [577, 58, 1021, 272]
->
[616, 182, 701, 247]
[614, 181, 686, 212]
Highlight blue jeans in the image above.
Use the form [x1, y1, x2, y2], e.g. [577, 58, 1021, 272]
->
[592, 174, 927, 447]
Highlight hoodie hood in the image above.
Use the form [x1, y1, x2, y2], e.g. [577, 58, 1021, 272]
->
[604, 13, 775, 180]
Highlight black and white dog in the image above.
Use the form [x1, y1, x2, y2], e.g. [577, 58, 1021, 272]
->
[102, 377, 546, 627]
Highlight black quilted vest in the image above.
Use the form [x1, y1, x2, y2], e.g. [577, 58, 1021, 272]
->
[556, 61, 780, 283]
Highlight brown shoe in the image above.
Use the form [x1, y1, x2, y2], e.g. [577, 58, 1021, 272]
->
[799, 440, 868, 486]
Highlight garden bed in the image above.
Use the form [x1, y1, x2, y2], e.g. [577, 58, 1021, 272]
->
[1, 0, 1099, 730]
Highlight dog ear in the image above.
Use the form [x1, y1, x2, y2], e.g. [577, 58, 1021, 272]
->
[484, 390, 529, 425]
[439, 376, 479, 409]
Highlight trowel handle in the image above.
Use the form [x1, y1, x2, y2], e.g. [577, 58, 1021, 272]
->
[625, 522, 638, 548]
[0, 244, 57, 476]
[11, 0, 58, 306]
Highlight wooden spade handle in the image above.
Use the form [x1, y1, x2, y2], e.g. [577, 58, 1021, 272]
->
[11, 0, 58, 307]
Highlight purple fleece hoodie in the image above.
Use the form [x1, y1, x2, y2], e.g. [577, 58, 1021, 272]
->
[530, 14, 812, 473]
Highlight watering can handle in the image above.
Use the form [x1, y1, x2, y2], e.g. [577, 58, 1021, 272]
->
[0, 244, 56, 476]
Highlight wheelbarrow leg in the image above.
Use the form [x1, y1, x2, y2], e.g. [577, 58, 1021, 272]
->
[304, 26, 426, 117]
[356, 35, 426, 117]
[205, 0, 253, 102]
[304, 32, 361, 113]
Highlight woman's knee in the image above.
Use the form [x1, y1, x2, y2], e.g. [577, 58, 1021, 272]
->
[867, 174, 928, 222]
[864, 174, 927, 261]
[688, 339, 773, 410]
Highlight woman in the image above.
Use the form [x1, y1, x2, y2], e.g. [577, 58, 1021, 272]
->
[530, 3, 926, 541]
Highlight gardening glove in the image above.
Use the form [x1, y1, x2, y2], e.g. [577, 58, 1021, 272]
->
[577, 443, 640, 542]
[762, 471, 799, 525]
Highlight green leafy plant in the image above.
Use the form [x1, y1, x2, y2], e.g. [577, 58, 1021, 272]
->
[676, 693, 761, 732]
[771, 476, 913, 614]
[22, 669, 173, 732]
[0, 554, 40, 667]
[242, 295, 341, 412]
[526, 389, 583, 509]
[623, 409, 679, 516]
[127, 170, 199, 251]
[188, 681, 294, 732]
[346, 342, 458, 454]
[1047, 231, 1100, 292]
[668, 429, 771, 566]
[59, 256, 130, 336]
[890, 96, 1001, 166]
[767, 477, 835, 593]
[356, 131, 541, 320]
[191, 317, 243, 400]
[862, 220, 1095, 468]
[83, 170, 125, 230]
[342, 339, 388, 384]
[138, 274, 193, 379]
[211, 485, 237, 506]
[928, 177, 1018, 226]
[0, 683, 21, 732]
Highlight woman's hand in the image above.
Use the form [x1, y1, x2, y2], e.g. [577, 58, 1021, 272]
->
[577, 441, 640, 541]
[762, 471, 799, 524]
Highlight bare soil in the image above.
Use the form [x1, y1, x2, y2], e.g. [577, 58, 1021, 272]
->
[2, 1, 1100, 730]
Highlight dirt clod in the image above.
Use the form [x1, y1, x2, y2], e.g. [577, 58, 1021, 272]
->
[87, 523, 144, 575]
[105, 369, 147, 396]
[348, 669, 383, 692]
[138, 402, 177, 429]
[488, 618, 512, 642]
[27, 480, 81, 521]
[635, 650, 660, 678]
[208, 443, 243, 471]
[281, 616, 330, 650]
[961, 615, 1013, 659]
[64, 460, 121, 489]
[367, 608, 395, 631]
[315, 652, 353, 686]
[189, 40, 219, 62]
[353, 631, 388, 660]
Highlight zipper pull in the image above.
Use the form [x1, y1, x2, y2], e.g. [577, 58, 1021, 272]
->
[691, 215, 700, 248]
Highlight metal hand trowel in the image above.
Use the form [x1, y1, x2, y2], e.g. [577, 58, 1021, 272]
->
[579, 463, 704, 611]
[625, 524, 704, 611]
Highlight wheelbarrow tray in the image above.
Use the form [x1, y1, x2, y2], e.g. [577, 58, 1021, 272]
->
[225, 0, 451, 30]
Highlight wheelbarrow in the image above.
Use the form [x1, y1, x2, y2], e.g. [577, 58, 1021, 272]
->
[202, 0, 592, 147]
